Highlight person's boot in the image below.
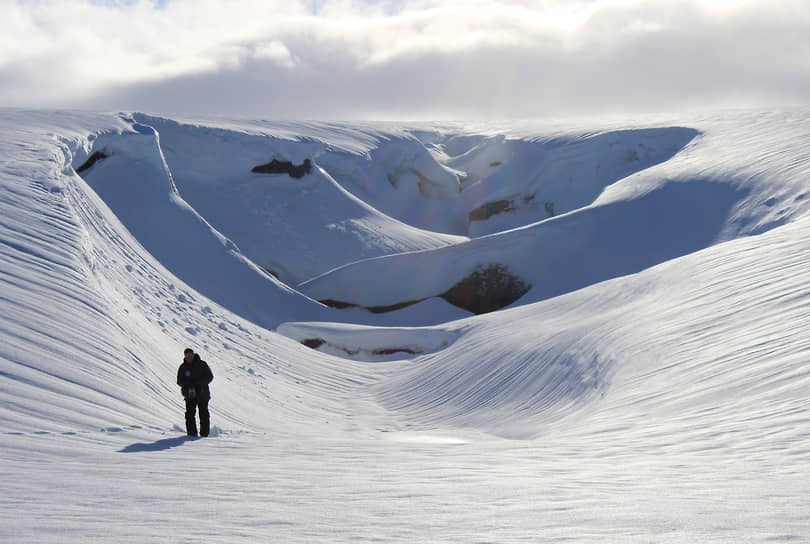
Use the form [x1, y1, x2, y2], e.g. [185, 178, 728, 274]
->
[199, 407, 209, 437]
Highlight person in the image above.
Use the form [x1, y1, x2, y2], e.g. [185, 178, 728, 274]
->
[176, 348, 214, 437]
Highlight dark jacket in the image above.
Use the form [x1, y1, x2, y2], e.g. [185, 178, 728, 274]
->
[177, 354, 214, 400]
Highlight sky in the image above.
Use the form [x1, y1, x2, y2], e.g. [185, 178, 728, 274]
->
[2, 0, 809, 120]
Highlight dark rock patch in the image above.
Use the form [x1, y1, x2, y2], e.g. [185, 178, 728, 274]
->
[319, 298, 426, 313]
[76, 150, 108, 173]
[252, 158, 312, 179]
[372, 347, 421, 356]
[469, 195, 556, 224]
[301, 338, 325, 349]
[440, 264, 530, 314]
[320, 299, 361, 310]
[469, 199, 514, 222]
[367, 299, 425, 314]
[317, 263, 529, 316]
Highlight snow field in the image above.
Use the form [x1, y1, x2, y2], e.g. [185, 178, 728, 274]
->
[2, 109, 810, 542]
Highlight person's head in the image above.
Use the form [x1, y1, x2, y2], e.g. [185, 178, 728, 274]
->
[184, 348, 195, 363]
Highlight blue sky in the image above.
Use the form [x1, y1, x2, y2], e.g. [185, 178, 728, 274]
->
[2, 0, 809, 119]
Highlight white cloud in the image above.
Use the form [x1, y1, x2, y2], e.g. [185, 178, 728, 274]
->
[1, 0, 809, 118]
[253, 41, 297, 69]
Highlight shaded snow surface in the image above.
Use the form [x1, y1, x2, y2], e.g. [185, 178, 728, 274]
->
[2, 109, 810, 542]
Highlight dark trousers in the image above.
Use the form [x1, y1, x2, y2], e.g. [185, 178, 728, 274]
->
[185, 396, 210, 437]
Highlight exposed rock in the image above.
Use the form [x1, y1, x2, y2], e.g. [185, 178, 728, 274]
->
[440, 264, 530, 314]
[469, 195, 556, 224]
[367, 299, 424, 313]
[319, 298, 425, 313]
[372, 347, 421, 356]
[252, 158, 312, 179]
[76, 150, 108, 174]
[319, 299, 361, 310]
[301, 338, 325, 349]
[318, 263, 529, 316]
[469, 199, 514, 222]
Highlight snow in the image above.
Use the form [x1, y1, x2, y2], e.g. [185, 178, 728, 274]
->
[277, 320, 462, 362]
[133, 114, 467, 285]
[2, 107, 810, 542]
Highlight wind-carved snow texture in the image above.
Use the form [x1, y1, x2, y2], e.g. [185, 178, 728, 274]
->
[4, 109, 810, 543]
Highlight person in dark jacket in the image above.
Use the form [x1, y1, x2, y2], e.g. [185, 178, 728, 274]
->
[177, 348, 214, 437]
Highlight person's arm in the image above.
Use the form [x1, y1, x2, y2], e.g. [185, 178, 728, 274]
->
[177, 364, 194, 397]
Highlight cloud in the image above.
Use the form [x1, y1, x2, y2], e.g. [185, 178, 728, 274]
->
[1, 0, 809, 119]
[253, 41, 297, 68]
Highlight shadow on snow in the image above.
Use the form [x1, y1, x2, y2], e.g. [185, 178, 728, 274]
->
[118, 435, 199, 453]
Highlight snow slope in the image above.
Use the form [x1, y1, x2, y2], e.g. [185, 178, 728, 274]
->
[2, 108, 810, 543]
[132, 114, 467, 285]
[300, 111, 810, 311]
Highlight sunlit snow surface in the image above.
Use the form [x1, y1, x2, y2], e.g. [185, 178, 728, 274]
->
[2, 109, 810, 542]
